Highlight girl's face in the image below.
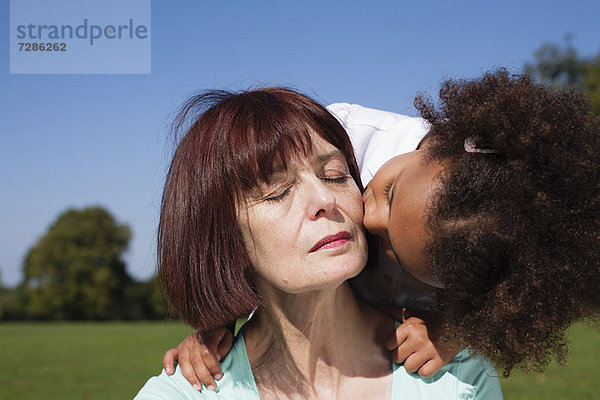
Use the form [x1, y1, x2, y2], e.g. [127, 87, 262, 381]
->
[362, 150, 443, 288]
[238, 134, 368, 294]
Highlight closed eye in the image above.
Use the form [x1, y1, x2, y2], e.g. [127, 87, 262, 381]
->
[384, 182, 393, 201]
[265, 186, 292, 202]
[323, 176, 349, 184]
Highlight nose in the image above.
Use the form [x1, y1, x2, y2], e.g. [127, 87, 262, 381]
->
[304, 177, 337, 219]
[362, 184, 387, 236]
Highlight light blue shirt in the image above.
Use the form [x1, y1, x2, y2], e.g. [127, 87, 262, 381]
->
[135, 326, 503, 400]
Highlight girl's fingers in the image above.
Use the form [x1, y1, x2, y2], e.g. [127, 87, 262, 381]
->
[162, 348, 179, 375]
[384, 324, 409, 351]
[403, 351, 430, 374]
[418, 358, 444, 378]
[179, 350, 216, 392]
[194, 343, 223, 382]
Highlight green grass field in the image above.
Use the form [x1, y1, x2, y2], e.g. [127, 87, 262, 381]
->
[1, 321, 598, 399]
[0, 321, 191, 400]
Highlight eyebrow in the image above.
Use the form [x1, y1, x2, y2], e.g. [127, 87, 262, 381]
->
[315, 149, 345, 164]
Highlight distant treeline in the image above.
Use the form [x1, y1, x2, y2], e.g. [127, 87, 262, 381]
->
[0, 207, 169, 321]
[0, 276, 167, 321]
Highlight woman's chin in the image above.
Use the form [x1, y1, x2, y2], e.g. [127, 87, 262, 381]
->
[269, 262, 365, 295]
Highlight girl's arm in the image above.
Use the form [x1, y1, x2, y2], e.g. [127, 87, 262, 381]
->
[163, 328, 233, 392]
[163, 310, 459, 390]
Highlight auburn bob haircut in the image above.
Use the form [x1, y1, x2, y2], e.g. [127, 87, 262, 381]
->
[158, 88, 362, 330]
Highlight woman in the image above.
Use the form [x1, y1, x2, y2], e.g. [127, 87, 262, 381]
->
[163, 70, 600, 387]
[135, 87, 502, 399]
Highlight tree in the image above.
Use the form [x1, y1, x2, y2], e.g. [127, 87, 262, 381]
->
[0, 270, 18, 320]
[20, 206, 132, 320]
[121, 276, 169, 320]
[581, 54, 600, 116]
[524, 37, 583, 89]
[525, 37, 600, 116]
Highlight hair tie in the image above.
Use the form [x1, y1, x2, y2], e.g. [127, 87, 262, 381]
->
[464, 137, 499, 154]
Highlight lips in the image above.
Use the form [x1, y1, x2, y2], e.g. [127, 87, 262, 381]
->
[309, 231, 352, 253]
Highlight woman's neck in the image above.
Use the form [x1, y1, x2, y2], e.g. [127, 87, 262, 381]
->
[243, 282, 394, 400]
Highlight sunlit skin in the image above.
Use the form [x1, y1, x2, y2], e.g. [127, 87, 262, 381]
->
[238, 134, 368, 295]
[362, 149, 444, 288]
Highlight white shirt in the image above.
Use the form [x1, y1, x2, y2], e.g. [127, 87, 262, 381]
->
[327, 103, 430, 186]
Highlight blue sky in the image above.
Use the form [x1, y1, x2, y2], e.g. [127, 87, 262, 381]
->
[1, 0, 599, 287]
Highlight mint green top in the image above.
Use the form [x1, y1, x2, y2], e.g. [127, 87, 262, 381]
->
[135, 326, 502, 400]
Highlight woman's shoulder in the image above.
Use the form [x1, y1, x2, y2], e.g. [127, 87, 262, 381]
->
[390, 332, 503, 399]
[134, 367, 210, 400]
[135, 334, 260, 400]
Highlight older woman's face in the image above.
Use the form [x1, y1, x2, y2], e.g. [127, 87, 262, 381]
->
[362, 150, 443, 288]
[238, 134, 368, 294]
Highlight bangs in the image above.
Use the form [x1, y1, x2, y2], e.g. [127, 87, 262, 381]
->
[186, 88, 362, 198]
[228, 106, 317, 191]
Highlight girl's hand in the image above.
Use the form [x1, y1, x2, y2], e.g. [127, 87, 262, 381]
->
[385, 314, 460, 377]
[162, 327, 234, 391]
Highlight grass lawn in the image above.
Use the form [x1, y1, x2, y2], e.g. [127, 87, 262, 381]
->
[1, 321, 598, 399]
[499, 322, 599, 399]
[0, 321, 191, 400]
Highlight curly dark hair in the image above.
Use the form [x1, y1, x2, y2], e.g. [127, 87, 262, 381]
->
[418, 69, 600, 376]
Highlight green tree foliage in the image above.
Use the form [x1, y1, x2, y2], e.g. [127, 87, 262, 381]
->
[0, 271, 21, 320]
[525, 38, 600, 116]
[20, 206, 133, 320]
[121, 276, 168, 320]
[524, 39, 582, 89]
[581, 54, 600, 116]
